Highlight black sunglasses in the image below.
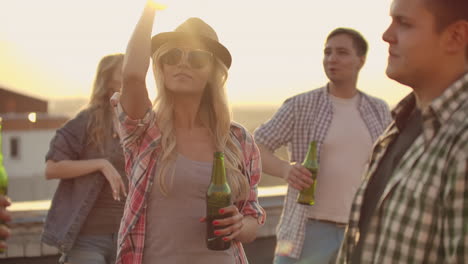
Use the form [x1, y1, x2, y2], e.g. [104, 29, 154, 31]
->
[160, 48, 214, 69]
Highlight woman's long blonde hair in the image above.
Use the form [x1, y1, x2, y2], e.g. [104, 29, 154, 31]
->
[151, 44, 249, 202]
[87, 53, 124, 152]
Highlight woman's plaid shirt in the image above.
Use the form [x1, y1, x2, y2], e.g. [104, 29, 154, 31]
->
[111, 95, 266, 264]
[337, 73, 468, 263]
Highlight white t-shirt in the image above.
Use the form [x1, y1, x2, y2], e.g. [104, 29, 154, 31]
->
[308, 93, 373, 223]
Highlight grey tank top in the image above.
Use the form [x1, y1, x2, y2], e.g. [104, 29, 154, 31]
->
[142, 154, 234, 264]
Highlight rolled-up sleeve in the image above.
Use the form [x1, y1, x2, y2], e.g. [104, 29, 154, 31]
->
[111, 92, 158, 176]
[238, 132, 266, 225]
[254, 98, 294, 152]
[112, 97, 154, 150]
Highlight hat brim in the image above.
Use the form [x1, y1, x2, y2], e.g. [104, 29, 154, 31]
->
[151, 32, 232, 69]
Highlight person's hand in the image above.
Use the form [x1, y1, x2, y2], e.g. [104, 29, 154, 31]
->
[283, 162, 314, 191]
[148, 0, 167, 10]
[211, 205, 244, 242]
[0, 195, 12, 250]
[99, 159, 127, 201]
[200, 205, 244, 242]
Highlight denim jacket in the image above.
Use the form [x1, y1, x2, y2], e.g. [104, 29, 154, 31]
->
[41, 110, 125, 252]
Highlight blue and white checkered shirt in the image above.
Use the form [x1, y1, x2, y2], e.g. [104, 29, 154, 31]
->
[254, 86, 391, 259]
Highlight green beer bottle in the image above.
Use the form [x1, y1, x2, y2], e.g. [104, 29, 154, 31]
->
[206, 152, 231, 250]
[297, 141, 319, 205]
[0, 118, 8, 253]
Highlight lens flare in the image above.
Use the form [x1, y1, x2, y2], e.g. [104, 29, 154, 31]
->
[149, 1, 168, 10]
[28, 112, 37, 123]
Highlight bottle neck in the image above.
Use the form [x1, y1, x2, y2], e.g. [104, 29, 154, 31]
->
[304, 141, 317, 161]
[212, 153, 227, 185]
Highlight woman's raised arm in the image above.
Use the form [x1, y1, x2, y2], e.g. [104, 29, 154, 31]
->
[121, 1, 160, 119]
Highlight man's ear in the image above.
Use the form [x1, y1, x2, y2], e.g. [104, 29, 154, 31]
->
[443, 20, 468, 56]
[358, 55, 366, 70]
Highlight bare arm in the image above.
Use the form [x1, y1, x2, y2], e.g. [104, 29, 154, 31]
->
[257, 143, 313, 190]
[121, 1, 158, 119]
[45, 159, 126, 200]
[236, 215, 260, 243]
[257, 143, 289, 178]
[45, 159, 107, 180]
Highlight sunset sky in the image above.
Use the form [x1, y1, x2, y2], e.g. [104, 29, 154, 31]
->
[0, 0, 410, 107]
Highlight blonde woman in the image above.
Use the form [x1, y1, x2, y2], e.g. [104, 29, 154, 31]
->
[111, 2, 265, 264]
[42, 54, 127, 264]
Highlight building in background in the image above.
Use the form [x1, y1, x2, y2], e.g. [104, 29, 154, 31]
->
[0, 86, 68, 201]
[0, 88, 48, 114]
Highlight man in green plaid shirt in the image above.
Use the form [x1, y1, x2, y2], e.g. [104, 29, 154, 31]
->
[337, 0, 468, 263]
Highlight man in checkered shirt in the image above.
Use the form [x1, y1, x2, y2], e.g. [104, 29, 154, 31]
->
[254, 28, 391, 263]
[337, 0, 468, 263]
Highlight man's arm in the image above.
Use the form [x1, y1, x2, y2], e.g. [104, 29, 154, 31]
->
[258, 143, 313, 191]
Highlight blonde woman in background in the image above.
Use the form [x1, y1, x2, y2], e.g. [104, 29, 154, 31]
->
[42, 54, 128, 264]
[111, 1, 265, 264]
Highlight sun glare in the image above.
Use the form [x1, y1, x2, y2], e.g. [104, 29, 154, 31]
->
[0, 0, 409, 107]
[149, 1, 168, 10]
[28, 112, 37, 123]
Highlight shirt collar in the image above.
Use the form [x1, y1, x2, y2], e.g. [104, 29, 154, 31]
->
[391, 93, 416, 131]
[428, 72, 468, 125]
[391, 72, 468, 144]
[325, 82, 363, 105]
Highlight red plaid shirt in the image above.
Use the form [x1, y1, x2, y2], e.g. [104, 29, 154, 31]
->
[111, 94, 265, 264]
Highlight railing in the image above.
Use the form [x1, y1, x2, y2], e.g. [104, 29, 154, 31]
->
[0, 186, 286, 259]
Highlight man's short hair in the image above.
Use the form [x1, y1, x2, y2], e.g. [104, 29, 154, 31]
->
[326, 28, 368, 57]
[423, 0, 468, 59]
[424, 0, 468, 31]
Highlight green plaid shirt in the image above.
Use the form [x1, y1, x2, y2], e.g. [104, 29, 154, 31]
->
[337, 72, 468, 263]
